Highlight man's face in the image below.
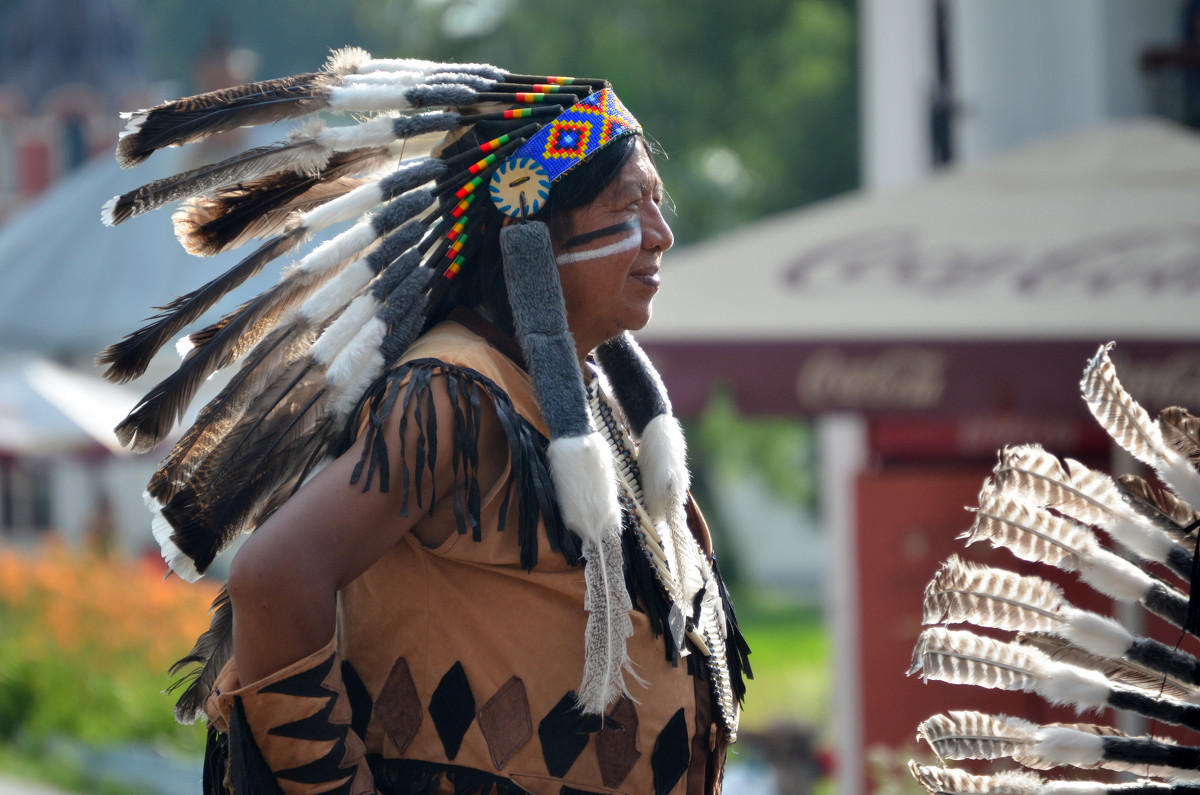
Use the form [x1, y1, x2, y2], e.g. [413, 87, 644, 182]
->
[552, 141, 674, 352]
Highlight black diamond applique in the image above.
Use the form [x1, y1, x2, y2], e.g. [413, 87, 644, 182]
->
[340, 660, 372, 741]
[651, 708, 689, 795]
[537, 691, 590, 778]
[428, 661, 475, 760]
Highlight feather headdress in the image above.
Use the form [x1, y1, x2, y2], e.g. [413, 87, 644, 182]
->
[908, 343, 1200, 792]
[102, 48, 742, 727]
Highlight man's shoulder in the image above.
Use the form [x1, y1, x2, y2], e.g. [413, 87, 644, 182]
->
[398, 321, 531, 394]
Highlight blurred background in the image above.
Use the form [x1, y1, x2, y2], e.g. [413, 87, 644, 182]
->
[0, 0, 1198, 793]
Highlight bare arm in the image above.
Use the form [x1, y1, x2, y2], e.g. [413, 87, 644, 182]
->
[227, 373, 471, 684]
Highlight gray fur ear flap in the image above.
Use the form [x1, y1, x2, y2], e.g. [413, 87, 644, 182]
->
[500, 221, 632, 715]
[500, 220, 619, 544]
[596, 333, 690, 525]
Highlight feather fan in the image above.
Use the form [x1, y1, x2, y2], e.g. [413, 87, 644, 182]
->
[908, 346, 1200, 794]
[1082, 343, 1200, 510]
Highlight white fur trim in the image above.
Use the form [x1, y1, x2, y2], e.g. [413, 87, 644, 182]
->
[312, 115, 402, 155]
[354, 57, 439, 76]
[1040, 783, 1108, 795]
[323, 47, 371, 75]
[288, 220, 377, 279]
[1061, 607, 1131, 658]
[637, 414, 690, 523]
[547, 433, 621, 544]
[328, 84, 416, 113]
[297, 182, 387, 233]
[328, 316, 387, 414]
[342, 71, 426, 86]
[299, 261, 374, 323]
[1159, 447, 1200, 513]
[1035, 660, 1110, 709]
[1078, 549, 1155, 603]
[1032, 727, 1104, 766]
[310, 295, 378, 364]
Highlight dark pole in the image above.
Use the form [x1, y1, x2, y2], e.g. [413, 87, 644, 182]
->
[930, 0, 955, 167]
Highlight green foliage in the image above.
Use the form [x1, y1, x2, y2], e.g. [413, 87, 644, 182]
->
[732, 589, 829, 732]
[355, 0, 860, 244]
[688, 389, 816, 508]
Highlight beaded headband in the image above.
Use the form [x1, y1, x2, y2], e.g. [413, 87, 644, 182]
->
[489, 87, 641, 218]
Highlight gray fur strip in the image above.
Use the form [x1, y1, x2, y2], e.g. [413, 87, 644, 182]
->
[501, 222, 593, 439]
[595, 333, 670, 437]
[424, 72, 495, 90]
[369, 226, 430, 302]
[406, 84, 480, 108]
[389, 111, 464, 140]
[365, 216, 430, 288]
[368, 187, 438, 238]
[375, 160, 446, 205]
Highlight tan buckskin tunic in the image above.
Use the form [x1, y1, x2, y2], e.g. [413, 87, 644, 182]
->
[336, 320, 725, 794]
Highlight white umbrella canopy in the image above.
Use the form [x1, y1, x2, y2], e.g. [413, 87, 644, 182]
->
[644, 118, 1200, 343]
[0, 355, 138, 456]
[637, 119, 1200, 419]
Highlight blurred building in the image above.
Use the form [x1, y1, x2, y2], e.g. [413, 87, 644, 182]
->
[0, 0, 151, 221]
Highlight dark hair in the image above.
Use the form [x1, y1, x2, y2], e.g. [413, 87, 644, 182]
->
[427, 120, 643, 336]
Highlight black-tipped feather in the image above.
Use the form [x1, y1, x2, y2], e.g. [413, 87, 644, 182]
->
[146, 325, 316, 504]
[105, 140, 326, 225]
[175, 177, 369, 256]
[167, 586, 232, 724]
[157, 362, 334, 571]
[172, 147, 390, 256]
[116, 72, 333, 167]
[113, 257, 343, 457]
[97, 228, 308, 383]
[1162, 406, 1200, 464]
[1120, 473, 1200, 532]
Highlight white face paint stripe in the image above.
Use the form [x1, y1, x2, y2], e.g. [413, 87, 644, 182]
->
[555, 228, 642, 265]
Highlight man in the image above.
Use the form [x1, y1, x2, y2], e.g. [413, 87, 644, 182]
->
[101, 50, 749, 794]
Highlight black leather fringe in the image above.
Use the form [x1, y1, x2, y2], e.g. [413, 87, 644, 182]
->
[345, 359, 581, 570]
[713, 557, 753, 705]
[620, 502, 682, 665]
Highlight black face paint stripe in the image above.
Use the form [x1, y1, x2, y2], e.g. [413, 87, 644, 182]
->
[561, 218, 639, 250]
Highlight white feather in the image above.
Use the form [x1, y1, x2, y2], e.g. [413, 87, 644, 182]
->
[100, 195, 119, 226]
[577, 534, 636, 715]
